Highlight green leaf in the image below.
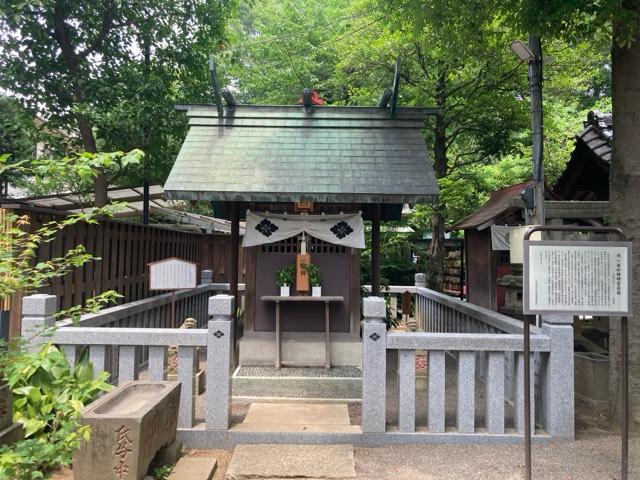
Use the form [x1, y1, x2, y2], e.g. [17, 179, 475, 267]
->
[73, 362, 93, 384]
[19, 418, 47, 438]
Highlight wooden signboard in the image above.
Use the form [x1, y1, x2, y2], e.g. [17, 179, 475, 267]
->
[148, 258, 197, 291]
[402, 291, 412, 318]
[296, 253, 310, 293]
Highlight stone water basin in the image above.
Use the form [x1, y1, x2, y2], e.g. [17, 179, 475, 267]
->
[73, 381, 181, 480]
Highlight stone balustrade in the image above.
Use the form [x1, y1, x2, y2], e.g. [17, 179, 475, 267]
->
[362, 283, 575, 441]
[19, 275, 574, 446]
[21, 293, 235, 431]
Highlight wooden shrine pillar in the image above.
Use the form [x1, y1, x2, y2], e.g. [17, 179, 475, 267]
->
[371, 204, 381, 296]
[230, 202, 240, 327]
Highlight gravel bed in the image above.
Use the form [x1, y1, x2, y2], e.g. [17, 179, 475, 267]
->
[234, 366, 362, 378]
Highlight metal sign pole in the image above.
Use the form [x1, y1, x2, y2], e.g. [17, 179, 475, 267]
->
[524, 312, 532, 480]
[523, 225, 629, 480]
[621, 315, 628, 479]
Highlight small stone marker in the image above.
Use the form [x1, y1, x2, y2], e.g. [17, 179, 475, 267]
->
[168, 457, 217, 480]
[225, 444, 356, 480]
[73, 381, 180, 480]
[0, 383, 13, 431]
[0, 381, 23, 446]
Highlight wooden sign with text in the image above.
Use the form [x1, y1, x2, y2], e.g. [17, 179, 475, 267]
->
[148, 258, 197, 291]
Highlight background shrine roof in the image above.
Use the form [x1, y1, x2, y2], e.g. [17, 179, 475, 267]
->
[554, 110, 612, 201]
[164, 105, 439, 204]
[576, 110, 612, 163]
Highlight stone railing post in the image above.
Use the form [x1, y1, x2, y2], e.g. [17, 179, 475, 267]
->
[21, 294, 57, 352]
[201, 269, 213, 285]
[413, 273, 427, 331]
[205, 294, 234, 430]
[540, 313, 575, 439]
[362, 296, 387, 433]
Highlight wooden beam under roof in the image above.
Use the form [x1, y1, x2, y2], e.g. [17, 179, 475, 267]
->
[507, 198, 610, 219]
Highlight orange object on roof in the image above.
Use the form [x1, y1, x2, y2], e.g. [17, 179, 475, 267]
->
[297, 89, 325, 106]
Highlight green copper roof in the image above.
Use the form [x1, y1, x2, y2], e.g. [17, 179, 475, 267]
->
[164, 105, 439, 204]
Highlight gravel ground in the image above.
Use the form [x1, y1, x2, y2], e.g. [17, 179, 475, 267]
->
[354, 432, 639, 480]
[182, 430, 639, 480]
[187, 397, 639, 480]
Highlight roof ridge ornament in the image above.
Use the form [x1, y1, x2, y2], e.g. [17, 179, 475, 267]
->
[209, 55, 224, 118]
[376, 57, 401, 118]
[390, 57, 401, 118]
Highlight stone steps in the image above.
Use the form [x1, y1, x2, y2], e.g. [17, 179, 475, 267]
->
[168, 457, 217, 480]
[232, 401, 359, 433]
[225, 444, 356, 480]
[232, 366, 362, 400]
[225, 403, 357, 479]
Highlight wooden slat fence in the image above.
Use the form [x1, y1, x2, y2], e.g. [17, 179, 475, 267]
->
[1, 206, 245, 338]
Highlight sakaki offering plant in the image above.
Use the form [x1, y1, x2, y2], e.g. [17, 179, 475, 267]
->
[301, 262, 322, 296]
[275, 263, 296, 296]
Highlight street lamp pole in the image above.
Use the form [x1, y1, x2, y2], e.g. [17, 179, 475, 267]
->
[509, 34, 546, 480]
[528, 34, 545, 226]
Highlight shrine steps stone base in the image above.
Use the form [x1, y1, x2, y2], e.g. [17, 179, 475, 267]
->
[225, 444, 357, 480]
[232, 366, 362, 401]
[237, 332, 362, 368]
[177, 428, 555, 449]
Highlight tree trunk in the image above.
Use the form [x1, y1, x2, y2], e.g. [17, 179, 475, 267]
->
[52, 2, 108, 207]
[77, 114, 108, 207]
[609, 5, 640, 428]
[427, 67, 448, 291]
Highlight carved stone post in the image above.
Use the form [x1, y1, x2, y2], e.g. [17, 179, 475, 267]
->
[21, 294, 57, 352]
[362, 296, 387, 433]
[205, 294, 234, 430]
[540, 313, 575, 439]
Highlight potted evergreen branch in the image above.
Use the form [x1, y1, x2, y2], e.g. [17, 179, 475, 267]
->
[302, 262, 323, 296]
[275, 263, 295, 296]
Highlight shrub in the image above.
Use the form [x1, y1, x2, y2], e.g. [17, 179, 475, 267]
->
[0, 342, 112, 479]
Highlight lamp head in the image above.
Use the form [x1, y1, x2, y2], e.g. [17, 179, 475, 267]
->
[509, 40, 535, 62]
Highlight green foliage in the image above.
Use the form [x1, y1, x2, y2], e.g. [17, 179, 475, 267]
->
[0, 96, 37, 188]
[0, 153, 138, 300]
[0, 0, 234, 188]
[0, 343, 112, 479]
[153, 464, 174, 480]
[0, 151, 130, 477]
[301, 261, 322, 287]
[225, 0, 352, 104]
[275, 263, 296, 287]
[26, 150, 144, 198]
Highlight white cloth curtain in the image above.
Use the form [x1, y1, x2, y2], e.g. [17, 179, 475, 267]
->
[491, 225, 515, 251]
[243, 211, 365, 249]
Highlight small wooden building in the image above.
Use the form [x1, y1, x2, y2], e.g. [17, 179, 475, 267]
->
[450, 182, 529, 311]
[164, 104, 438, 366]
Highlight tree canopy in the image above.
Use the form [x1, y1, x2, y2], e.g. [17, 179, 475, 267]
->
[0, 0, 234, 201]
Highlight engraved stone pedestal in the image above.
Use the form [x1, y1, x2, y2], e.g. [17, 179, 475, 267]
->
[73, 381, 181, 480]
[0, 382, 23, 446]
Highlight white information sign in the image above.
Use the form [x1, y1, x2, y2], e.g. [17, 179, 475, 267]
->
[148, 258, 197, 291]
[523, 241, 632, 315]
